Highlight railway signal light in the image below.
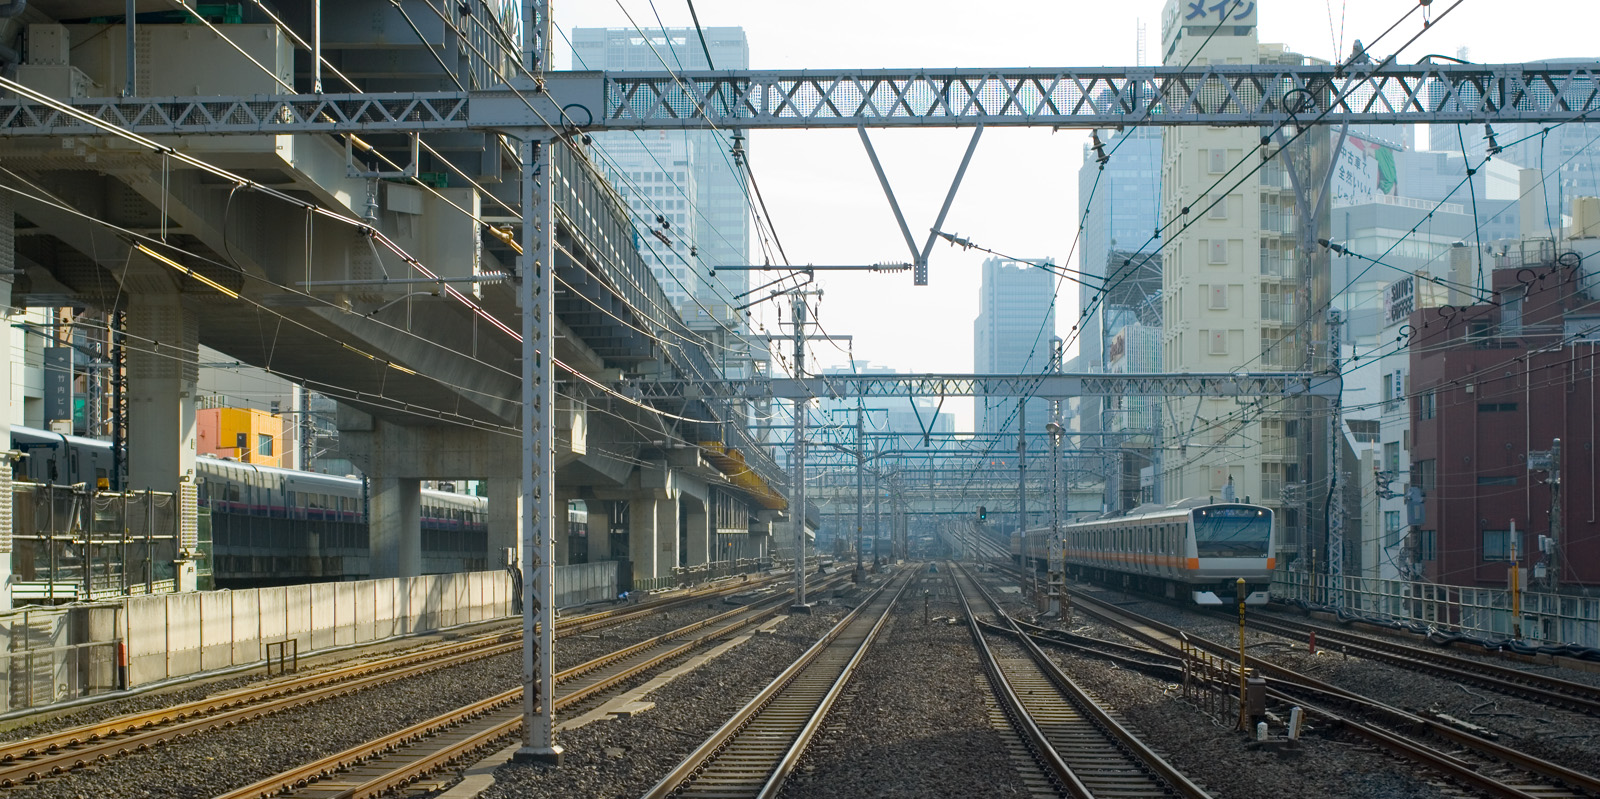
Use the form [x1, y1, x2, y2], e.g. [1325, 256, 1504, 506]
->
[977, 505, 987, 521]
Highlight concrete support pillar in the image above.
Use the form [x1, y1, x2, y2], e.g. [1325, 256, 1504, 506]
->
[553, 488, 576, 566]
[487, 476, 521, 568]
[628, 498, 657, 582]
[0, 192, 16, 610]
[655, 497, 680, 577]
[585, 499, 611, 563]
[749, 516, 774, 565]
[370, 477, 422, 577]
[685, 501, 710, 568]
[126, 292, 199, 590]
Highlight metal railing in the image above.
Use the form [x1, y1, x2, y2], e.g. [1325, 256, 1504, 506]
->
[0, 607, 122, 714]
[1272, 569, 1600, 648]
[632, 558, 768, 593]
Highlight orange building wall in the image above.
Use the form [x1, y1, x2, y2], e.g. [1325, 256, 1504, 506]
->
[197, 407, 285, 468]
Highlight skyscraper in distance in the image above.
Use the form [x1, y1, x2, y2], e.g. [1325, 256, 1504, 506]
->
[570, 27, 752, 331]
[974, 256, 1057, 438]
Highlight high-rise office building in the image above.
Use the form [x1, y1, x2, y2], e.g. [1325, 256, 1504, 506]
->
[974, 257, 1057, 437]
[1078, 126, 1163, 441]
[570, 27, 752, 330]
[1158, 0, 1327, 558]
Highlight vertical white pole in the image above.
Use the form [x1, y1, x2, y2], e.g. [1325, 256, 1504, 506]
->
[312, 0, 323, 94]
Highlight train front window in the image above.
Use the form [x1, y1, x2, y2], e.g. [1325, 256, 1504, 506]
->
[1193, 507, 1271, 557]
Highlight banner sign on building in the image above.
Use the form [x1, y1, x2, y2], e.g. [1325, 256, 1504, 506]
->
[44, 346, 73, 422]
[1163, 0, 1259, 50]
[1332, 134, 1400, 208]
[1382, 277, 1415, 327]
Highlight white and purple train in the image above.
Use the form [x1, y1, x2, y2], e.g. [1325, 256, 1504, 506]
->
[9, 425, 489, 584]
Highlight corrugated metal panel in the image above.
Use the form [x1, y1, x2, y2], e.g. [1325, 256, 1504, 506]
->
[0, 468, 12, 554]
[179, 482, 197, 554]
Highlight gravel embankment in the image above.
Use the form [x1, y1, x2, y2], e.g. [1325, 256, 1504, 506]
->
[481, 603, 854, 798]
[1088, 591, 1600, 770]
[1041, 644, 1455, 799]
[0, 594, 752, 798]
[971, 572, 1459, 798]
[779, 573, 1031, 798]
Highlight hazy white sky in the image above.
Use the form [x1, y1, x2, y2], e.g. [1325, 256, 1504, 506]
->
[553, 1, 1597, 430]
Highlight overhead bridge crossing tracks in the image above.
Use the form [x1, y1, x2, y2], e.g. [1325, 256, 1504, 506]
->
[4, 63, 1600, 137]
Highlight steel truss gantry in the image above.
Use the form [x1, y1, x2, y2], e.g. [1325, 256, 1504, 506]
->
[604, 372, 1342, 401]
[3, 62, 1599, 137]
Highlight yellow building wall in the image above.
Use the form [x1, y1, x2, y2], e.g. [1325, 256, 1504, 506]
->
[197, 407, 284, 467]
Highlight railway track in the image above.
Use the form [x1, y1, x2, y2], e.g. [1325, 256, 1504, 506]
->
[1065, 587, 1600, 799]
[639, 569, 911, 799]
[0, 572, 784, 789]
[954, 565, 1210, 799]
[217, 572, 854, 799]
[1238, 610, 1600, 717]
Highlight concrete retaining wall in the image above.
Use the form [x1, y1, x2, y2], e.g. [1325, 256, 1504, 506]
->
[0, 563, 626, 713]
[116, 570, 514, 688]
[555, 561, 618, 608]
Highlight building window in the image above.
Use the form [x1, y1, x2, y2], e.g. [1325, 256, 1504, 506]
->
[1477, 402, 1517, 413]
[1482, 528, 1510, 561]
[1419, 529, 1436, 561]
[1501, 288, 1524, 336]
[258, 434, 274, 457]
[1384, 511, 1402, 547]
[1208, 195, 1228, 219]
[1419, 390, 1436, 420]
[1209, 240, 1228, 264]
[1382, 440, 1400, 471]
[1413, 459, 1435, 492]
[1346, 419, 1379, 443]
[1209, 330, 1229, 355]
[1260, 462, 1284, 503]
[1209, 285, 1229, 310]
[1208, 148, 1228, 174]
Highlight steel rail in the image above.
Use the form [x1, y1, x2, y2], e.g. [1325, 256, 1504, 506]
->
[0, 574, 780, 787]
[1241, 611, 1600, 716]
[956, 568, 1098, 799]
[957, 566, 1211, 799]
[640, 569, 910, 799]
[1065, 588, 1600, 799]
[214, 575, 850, 799]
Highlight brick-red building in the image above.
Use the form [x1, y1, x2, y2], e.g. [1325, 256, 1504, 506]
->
[1409, 253, 1600, 593]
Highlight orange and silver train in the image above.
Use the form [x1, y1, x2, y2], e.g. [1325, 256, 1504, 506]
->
[1014, 499, 1275, 605]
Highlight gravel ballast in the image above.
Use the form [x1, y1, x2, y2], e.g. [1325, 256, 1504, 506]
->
[0, 592, 757, 798]
[778, 573, 1032, 798]
[481, 603, 854, 798]
[1077, 588, 1600, 772]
